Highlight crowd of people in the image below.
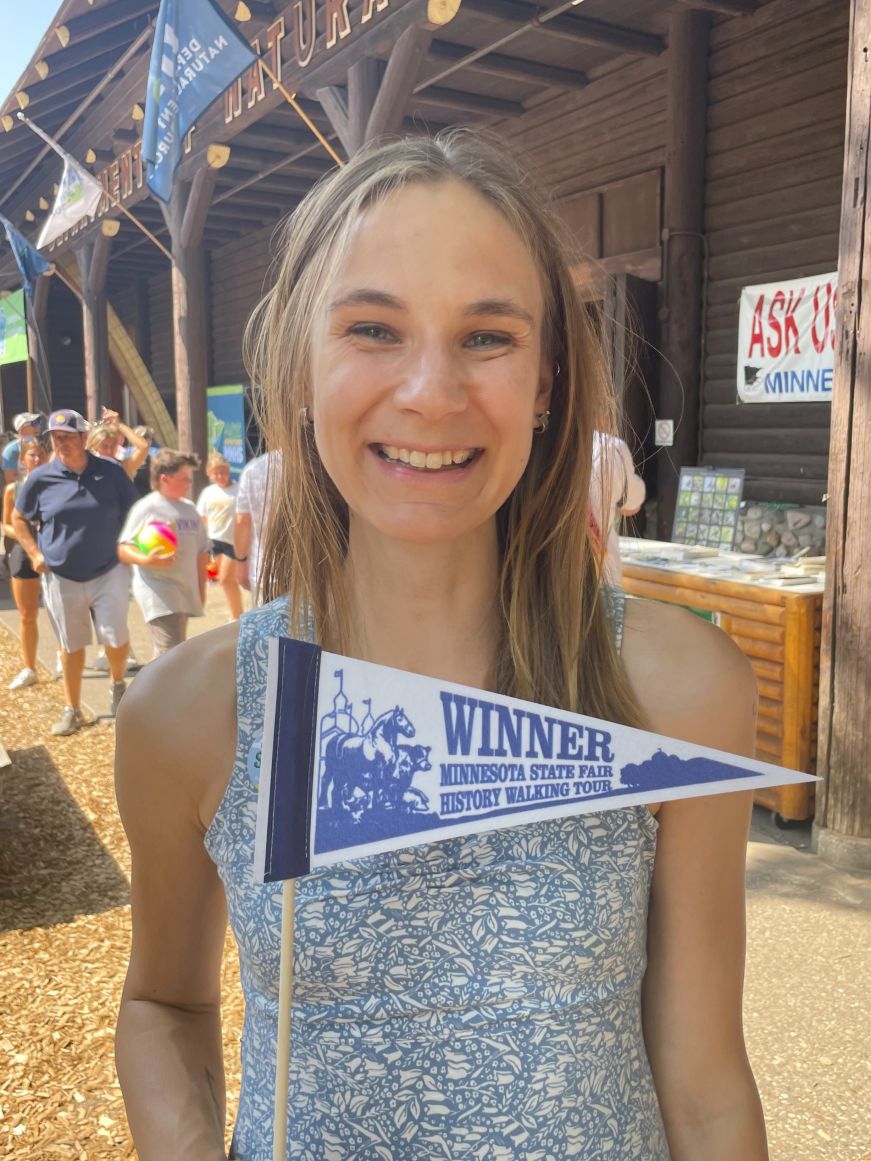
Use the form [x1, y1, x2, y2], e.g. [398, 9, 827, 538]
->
[0, 398, 642, 739]
[0, 408, 275, 735]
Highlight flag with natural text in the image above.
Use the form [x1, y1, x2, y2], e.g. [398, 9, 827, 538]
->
[254, 639, 818, 882]
[142, 0, 257, 202]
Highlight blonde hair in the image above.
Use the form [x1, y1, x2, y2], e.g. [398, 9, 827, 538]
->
[206, 450, 230, 473]
[85, 422, 117, 453]
[245, 131, 644, 728]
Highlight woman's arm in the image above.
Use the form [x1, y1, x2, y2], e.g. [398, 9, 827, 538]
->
[102, 408, 150, 477]
[623, 600, 767, 1161]
[115, 624, 239, 1160]
[2, 482, 16, 540]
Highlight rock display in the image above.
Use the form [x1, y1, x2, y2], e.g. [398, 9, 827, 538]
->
[735, 504, 826, 556]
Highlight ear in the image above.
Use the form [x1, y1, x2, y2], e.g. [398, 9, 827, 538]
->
[535, 354, 554, 414]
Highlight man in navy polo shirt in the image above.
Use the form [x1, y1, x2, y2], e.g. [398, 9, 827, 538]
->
[12, 409, 139, 735]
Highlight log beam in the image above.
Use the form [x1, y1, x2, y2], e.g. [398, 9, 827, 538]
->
[161, 187, 209, 460]
[673, 0, 759, 13]
[814, 0, 871, 871]
[656, 9, 709, 538]
[460, 0, 665, 55]
[180, 145, 230, 250]
[427, 39, 588, 90]
[75, 234, 113, 419]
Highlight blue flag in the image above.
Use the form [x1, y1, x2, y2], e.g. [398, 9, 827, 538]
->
[142, 0, 257, 202]
[254, 638, 818, 882]
[0, 214, 51, 299]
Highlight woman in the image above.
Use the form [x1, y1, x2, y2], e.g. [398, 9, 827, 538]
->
[2, 436, 47, 689]
[115, 134, 766, 1160]
[197, 451, 244, 620]
[86, 407, 150, 481]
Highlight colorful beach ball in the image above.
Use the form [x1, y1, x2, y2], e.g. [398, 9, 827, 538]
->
[133, 519, 178, 558]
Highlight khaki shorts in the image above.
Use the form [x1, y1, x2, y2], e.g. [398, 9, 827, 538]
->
[42, 563, 130, 654]
[148, 612, 189, 657]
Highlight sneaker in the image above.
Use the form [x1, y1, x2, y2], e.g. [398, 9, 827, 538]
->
[126, 650, 143, 674]
[110, 680, 127, 716]
[51, 706, 86, 736]
[89, 649, 110, 673]
[8, 667, 37, 690]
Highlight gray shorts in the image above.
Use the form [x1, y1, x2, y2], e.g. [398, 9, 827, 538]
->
[42, 563, 131, 654]
[149, 612, 189, 657]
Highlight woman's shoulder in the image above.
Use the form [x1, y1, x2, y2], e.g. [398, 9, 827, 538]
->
[116, 622, 240, 826]
[620, 596, 756, 752]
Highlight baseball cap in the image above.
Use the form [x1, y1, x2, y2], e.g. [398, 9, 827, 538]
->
[47, 409, 89, 434]
[12, 411, 44, 433]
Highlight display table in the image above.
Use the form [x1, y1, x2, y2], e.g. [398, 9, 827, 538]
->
[619, 540, 823, 823]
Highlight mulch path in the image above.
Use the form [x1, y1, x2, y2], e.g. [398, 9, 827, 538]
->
[0, 637, 243, 1159]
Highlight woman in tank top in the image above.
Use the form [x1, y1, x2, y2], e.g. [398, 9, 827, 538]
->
[115, 133, 767, 1161]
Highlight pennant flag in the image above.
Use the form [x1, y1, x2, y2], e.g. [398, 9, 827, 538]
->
[17, 117, 105, 250]
[254, 639, 819, 882]
[143, 0, 257, 202]
[0, 214, 51, 298]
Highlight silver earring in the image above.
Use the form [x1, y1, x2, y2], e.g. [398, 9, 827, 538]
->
[300, 405, 312, 425]
[534, 410, 550, 434]
[554, 362, 561, 379]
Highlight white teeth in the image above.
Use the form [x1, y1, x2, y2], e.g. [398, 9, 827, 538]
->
[380, 445, 475, 470]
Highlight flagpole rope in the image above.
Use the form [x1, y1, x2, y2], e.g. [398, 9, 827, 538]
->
[258, 60, 345, 169]
[106, 195, 174, 264]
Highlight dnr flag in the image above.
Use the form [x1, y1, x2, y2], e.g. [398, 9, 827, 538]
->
[254, 639, 818, 883]
[143, 0, 257, 202]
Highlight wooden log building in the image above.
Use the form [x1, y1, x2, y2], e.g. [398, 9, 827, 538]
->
[0, 0, 866, 867]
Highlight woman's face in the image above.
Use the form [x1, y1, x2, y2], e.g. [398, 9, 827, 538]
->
[98, 434, 118, 458]
[209, 464, 231, 487]
[21, 445, 46, 473]
[309, 179, 551, 548]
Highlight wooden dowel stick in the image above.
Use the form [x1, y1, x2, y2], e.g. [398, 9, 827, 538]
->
[107, 194, 173, 263]
[259, 59, 345, 168]
[273, 877, 297, 1161]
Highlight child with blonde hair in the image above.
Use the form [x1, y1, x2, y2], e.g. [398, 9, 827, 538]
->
[196, 451, 243, 620]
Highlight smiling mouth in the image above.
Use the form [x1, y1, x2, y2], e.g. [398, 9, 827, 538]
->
[376, 445, 480, 471]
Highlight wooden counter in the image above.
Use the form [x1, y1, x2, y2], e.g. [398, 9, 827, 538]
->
[620, 554, 821, 822]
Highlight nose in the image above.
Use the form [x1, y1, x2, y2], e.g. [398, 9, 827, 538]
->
[392, 343, 469, 421]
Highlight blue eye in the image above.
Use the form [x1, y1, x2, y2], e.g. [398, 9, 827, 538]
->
[349, 323, 396, 342]
[466, 332, 512, 350]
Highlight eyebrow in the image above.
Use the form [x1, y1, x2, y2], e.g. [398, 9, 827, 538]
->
[329, 288, 535, 326]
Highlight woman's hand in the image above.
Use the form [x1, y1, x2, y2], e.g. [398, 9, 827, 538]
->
[28, 549, 47, 574]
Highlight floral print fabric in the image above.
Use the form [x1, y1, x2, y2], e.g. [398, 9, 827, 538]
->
[205, 596, 669, 1160]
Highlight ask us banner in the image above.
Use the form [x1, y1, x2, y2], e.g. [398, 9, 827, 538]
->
[737, 271, 837, 403]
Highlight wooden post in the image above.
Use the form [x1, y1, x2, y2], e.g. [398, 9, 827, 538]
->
[316, 7, 459, 153]
[656, 9, 709, 539]
[74, 221, 118, 421]
[160, 148, 227, 457]
[814, 0, 871, 871]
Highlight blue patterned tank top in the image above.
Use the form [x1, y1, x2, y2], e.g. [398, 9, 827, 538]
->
[205, 594, 670, 1161]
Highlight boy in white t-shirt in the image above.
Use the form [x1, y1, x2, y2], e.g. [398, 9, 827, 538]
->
[196, 451, 243, 620]
[118, 450, 210, 658]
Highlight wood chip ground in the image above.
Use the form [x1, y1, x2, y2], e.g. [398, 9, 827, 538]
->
[0, 643, 243, 1159]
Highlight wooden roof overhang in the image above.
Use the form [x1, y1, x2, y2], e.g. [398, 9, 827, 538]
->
[0, 0, 761, 293]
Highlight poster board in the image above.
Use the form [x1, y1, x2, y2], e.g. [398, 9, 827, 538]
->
[206, 384, 247, 480]
[672, 467, 744, 549]
[737, 272, 836, 403]
[0, 290, 28, 366]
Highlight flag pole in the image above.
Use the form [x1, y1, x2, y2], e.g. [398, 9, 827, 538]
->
[273, 877, 297, 1161]
[16, 113, 173, 264]
[257, 60, 345, 169]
